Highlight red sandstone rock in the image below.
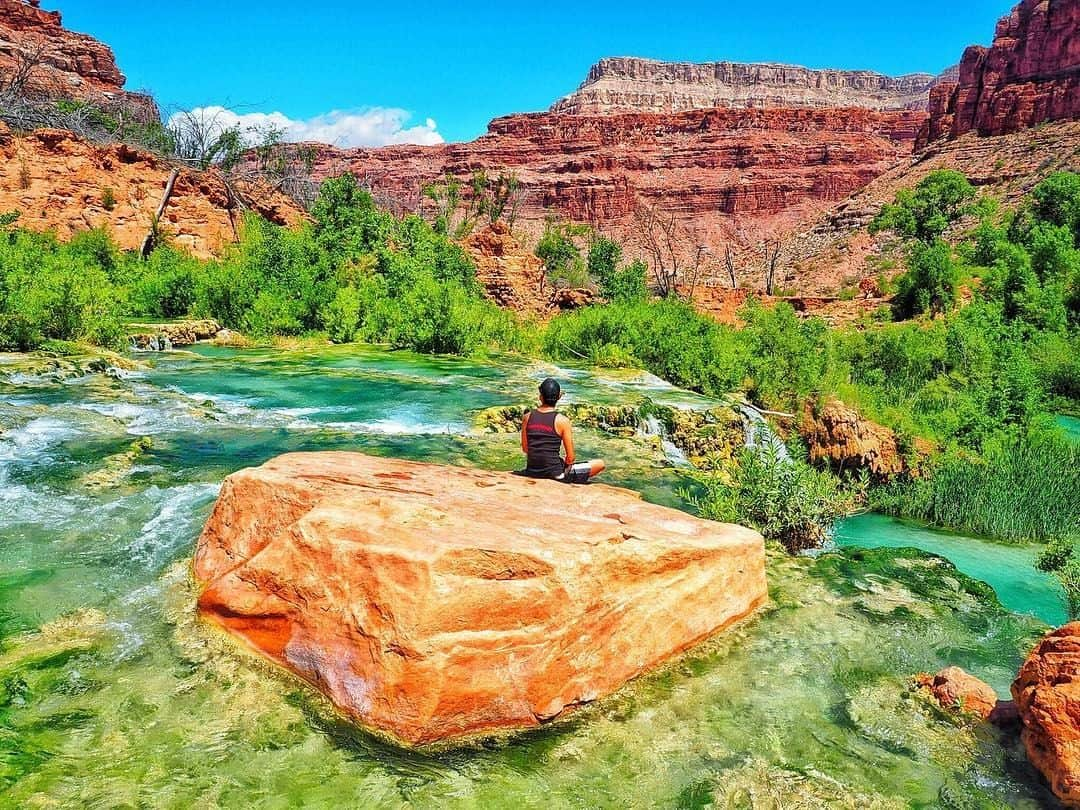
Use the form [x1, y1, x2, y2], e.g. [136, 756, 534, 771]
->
[921, 0, 1080, 146]
[461, 222, 548, 314]
[1013, 622, 1080, 807]
[193, 452, 768, 746]
[915, 666, 1000, 720]
[800, 398, 906, 481]
[0, 124, 305, 258]
[0, 0, 157, 120]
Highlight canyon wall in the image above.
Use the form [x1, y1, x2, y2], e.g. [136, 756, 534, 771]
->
[921, 0, 1080, 145]
[0, 0, 157, 120]
[308, 107, 925, 253]
[551, 57, 941, 115]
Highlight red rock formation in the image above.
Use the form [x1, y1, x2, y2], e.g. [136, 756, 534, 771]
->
[0, 122, 305, 258]
[461, 222, 548, 314]
[1013, 622, 1080, 807]
[921, 0, 1080, 146]
[193, 452, 768, 747]
[0, 0, 158, 120]
[800, 398, 907, 480]
[552, 57, 942, 115]
[311, 107, 925, 254]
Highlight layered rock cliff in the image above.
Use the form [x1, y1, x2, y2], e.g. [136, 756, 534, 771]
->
[921, 0, 1080, 145]
[308, 107, 925, 253]
[552, 57, 941, 114]
[0, 0, 157, 120]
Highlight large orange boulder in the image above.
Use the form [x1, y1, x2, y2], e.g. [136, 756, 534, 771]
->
[1012, 622, 1080, 807]
[193, 452, 767, 747]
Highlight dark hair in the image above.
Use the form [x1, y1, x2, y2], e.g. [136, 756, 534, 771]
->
[539, 378, 561, 406]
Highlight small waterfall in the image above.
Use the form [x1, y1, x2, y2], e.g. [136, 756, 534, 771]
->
[130, 334, 172, 352]
[638, 414, 692, 468]
[738, 404, 791, 463]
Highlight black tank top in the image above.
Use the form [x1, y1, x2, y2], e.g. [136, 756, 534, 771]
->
[525, 409, 565, 478]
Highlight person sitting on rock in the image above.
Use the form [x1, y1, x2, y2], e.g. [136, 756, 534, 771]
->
[520, 377, 606, 484]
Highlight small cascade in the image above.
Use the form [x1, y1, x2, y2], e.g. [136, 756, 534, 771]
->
[738, 404, 791, 463]
[130, 334, 172, 352]
[637, 414, 692, 468]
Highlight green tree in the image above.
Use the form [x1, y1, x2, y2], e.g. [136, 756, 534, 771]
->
[1032, 171, 1080, 242]
[892, 240, 960, 319]
[870, 170, 975, 243]
[536, 218, 588, 288]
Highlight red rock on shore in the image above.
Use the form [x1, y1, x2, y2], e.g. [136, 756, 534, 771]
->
[193, 452, 768, 747]
[1013, 622, 1080, 807]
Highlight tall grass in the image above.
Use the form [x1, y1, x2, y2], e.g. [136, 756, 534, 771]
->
[871, 431, 1080, 543]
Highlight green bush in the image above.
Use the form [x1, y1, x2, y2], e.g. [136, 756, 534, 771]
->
[871, 431, 1080, 544]
[690, 444, 861, 553]
[544, 298, 746, 397]
[891, 240, 959, 319]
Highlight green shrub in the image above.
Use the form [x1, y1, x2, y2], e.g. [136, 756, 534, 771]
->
[690, 444, 861, 553]
[871, 431, 1080, 543]
[543, 298, 746, 397]
[892, 240, 959, 319]
[321, 286, 363, 343]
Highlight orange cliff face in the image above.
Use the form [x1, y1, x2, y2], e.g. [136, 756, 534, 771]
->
[0, 123, 304, 259]
[0, 0, 158, 120]
[921, 0, 1080, 146]
[301, 107, 926, 252]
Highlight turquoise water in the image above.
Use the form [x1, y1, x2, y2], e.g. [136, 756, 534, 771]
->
[836, 513, 1068, 626]
[1058, 414, 1080, 441]
[0, 346, 1061, 807]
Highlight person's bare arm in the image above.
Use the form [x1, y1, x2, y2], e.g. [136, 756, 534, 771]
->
[520, 411, 530, 454]
[557, 415, 575, 466]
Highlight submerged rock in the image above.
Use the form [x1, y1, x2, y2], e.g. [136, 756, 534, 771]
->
[1013, 622, 1080, 807]
[914, 666, 1000, 720]
[192, 451, 767, 746]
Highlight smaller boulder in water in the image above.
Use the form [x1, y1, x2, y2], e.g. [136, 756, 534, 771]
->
[915, 666, 1000, 720]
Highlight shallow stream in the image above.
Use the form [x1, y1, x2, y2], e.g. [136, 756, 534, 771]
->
[0, 346, 1065, 807]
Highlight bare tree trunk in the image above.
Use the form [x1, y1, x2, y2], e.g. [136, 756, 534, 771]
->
[141, 168, 179, 258]
[725, 245, 738, 290]
[763, 241, 781, 296]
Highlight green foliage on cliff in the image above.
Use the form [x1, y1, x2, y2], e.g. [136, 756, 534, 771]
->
[870, 170, 975, 243]
[0, 173, 520, 356]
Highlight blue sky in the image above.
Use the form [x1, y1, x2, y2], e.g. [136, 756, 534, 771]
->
[57, 0, 1009, 145]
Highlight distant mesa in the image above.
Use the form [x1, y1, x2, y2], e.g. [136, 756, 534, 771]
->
[550, 57, 954, 115]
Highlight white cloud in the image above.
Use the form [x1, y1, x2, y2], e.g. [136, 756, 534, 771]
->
[167, 105, 444, 149]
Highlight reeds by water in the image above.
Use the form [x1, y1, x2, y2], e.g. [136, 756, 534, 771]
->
[872, 432, 1080, 543]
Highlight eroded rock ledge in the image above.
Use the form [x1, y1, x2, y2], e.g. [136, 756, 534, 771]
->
[193, 452, 767, 747]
